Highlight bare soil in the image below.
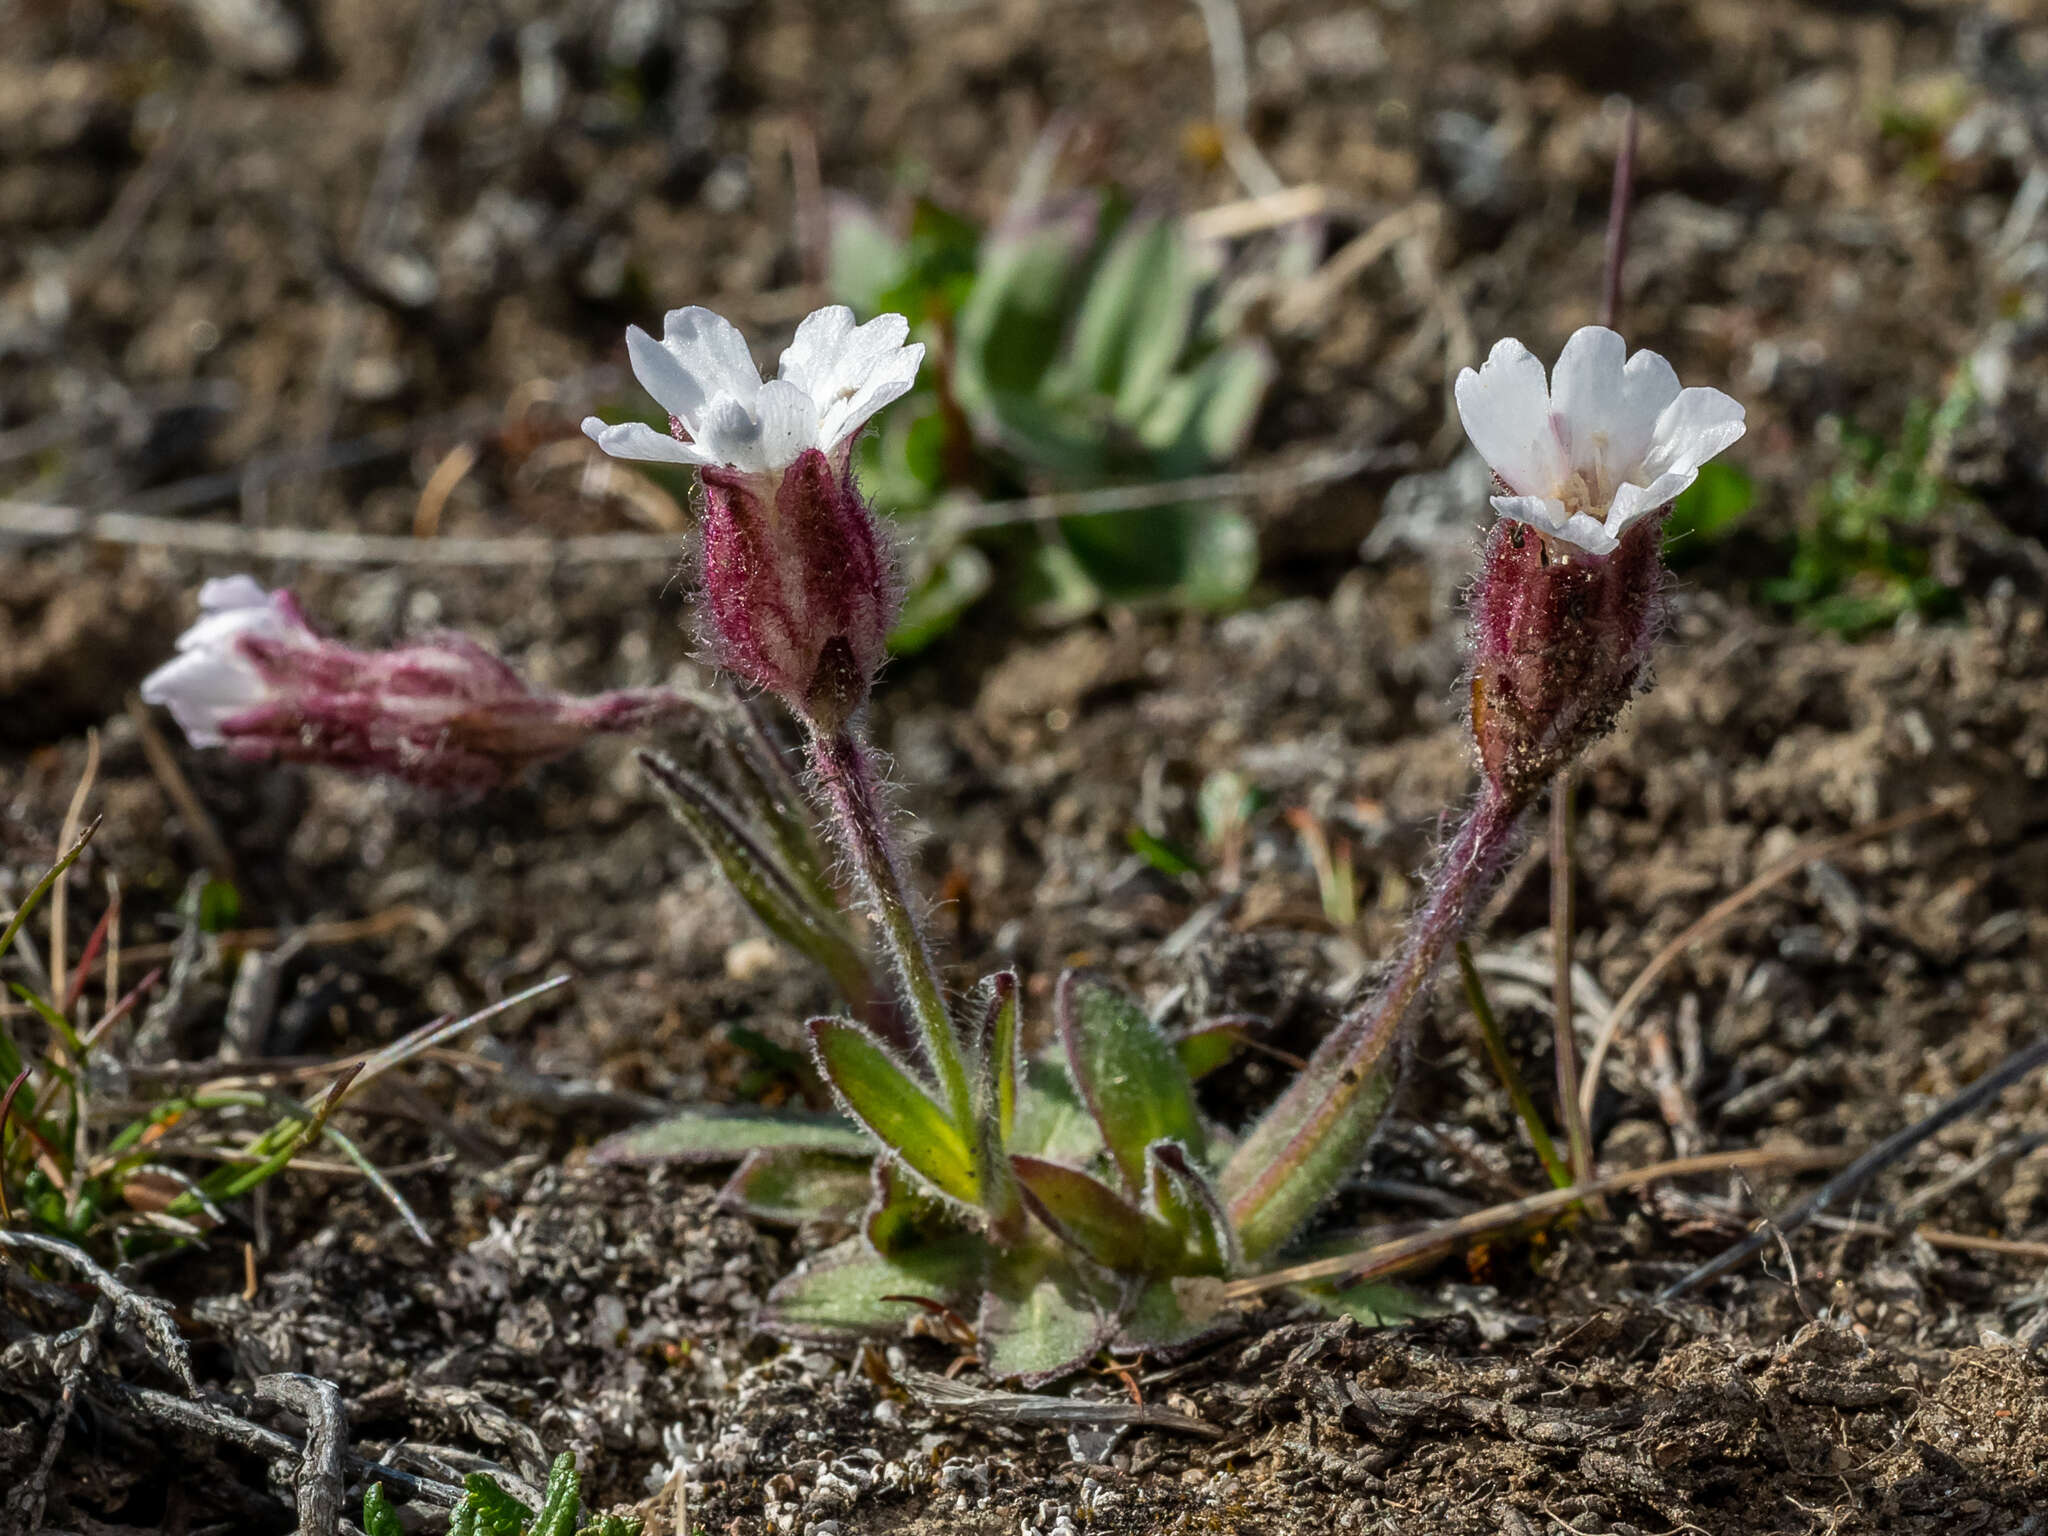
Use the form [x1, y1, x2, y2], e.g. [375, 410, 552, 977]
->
[6, 0, 2048, 1533]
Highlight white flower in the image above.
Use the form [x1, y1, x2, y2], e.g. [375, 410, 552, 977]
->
[582, 304, 924, 476]
[1454, 326, 1746, 557]
[140, 576, 295, 747]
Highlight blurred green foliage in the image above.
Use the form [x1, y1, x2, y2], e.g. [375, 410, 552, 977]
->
[363, 1452, 640, 1536]
[1662, 375, 1970, 637]
[832, 188, 1275, 648]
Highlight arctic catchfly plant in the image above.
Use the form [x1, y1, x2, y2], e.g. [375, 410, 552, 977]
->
[140, 298, 1743, 1384]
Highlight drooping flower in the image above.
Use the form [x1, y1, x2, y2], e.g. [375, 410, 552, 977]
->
[1455, 326, 1745, 558]
[583, 305, 923, 730]
[141, 577, 686, 791]
[1454, 328, 1746, 801]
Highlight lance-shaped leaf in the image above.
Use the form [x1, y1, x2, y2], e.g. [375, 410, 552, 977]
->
[1145, 1141, 1237, 1276]
[866, 1157, 961, 1257]
[1113, 1274, 1238, 1355]
[1173, 1016, 1256, 1082]
[1009, 1059, 1105, 1163]
[810, 1019, 980, 1206]
[1056, 972, 1204, 1193]
[972, 971, 1022, 1145]
[589, 1105, 872, 1165]
[719, 1148, 873, 1226]
[979, 1246, 1111, 1386]
[640, 752, 875, 1009]
[764, 1233, 986, 1341]
[1011, 1155, 1175, 1274]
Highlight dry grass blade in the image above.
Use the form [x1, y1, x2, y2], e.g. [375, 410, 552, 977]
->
[1578, 795, 1966, 1123]
[49, 728, 101, 1011]
[1657, 1032, 2048, 1300]
[1226, 1146, 1849, 1299]
[127, 694, 238, 884]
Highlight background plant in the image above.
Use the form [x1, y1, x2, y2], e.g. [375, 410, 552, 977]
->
[827, 179, 1278, 645]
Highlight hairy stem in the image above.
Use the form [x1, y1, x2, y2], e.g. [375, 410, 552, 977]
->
[806, 727, 973, 1134]
[1221, 786, 1531, 1262]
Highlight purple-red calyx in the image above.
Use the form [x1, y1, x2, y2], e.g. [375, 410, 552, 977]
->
[141, 576, 684, 792]
[582, 304, 923, 730]
[1455, 326, 1746, 802]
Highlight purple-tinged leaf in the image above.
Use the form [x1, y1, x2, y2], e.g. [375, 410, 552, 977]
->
[1011, 1155, 1174, 1273]
[979, 1247, 1111, 1387]
[763, 1234, 987, 1341]
[973, 971, 1022, 1144]
[718, 1147, 873, 1227]
[810, 1018, 979, 1205]
[1145, 1141, 1238, 1276]
[1055, 971, 1205, 1194]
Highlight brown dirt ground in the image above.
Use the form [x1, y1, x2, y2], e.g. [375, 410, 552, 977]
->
[6, 0, 2048, 1532]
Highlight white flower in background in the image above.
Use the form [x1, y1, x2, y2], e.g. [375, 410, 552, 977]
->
[139, 575, 299, 746]
[1454, 326, 1746, 557]
[582, 304, 925, 476]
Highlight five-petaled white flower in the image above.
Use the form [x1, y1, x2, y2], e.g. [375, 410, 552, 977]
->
[582, 304, 924, 475]
[1455, 326, 1746, 558]
[139, 575, 300, 747]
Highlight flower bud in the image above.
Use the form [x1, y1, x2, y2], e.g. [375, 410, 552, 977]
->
[583, 303, 922, 727]
[1454, 326, 1745, 800]
[141, 576, 684, 791]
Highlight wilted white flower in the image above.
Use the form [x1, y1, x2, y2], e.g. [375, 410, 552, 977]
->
[582, 304, 924, 475]
[139, 575, 301, 746]
[140, 575, 686, 790]
[1455, 325, 1746, 557]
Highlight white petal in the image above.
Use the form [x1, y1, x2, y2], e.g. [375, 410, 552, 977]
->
[659, 306, 763, 407]
[1550, 326, 1680, 487]
[1456, 338, 1566, 495]
[814, 340, 924, 452]
[626, 325, 710, 428]
[753, 379, 822, 471]
[1491, 494, 1619, 557]
[1606, 469, 1696, 535]
[140, 649, 270, 747]
[1642, 386, 1747, 479]
[776, 305, 858, 398]
[582, 416, 715, 466]
[196, 574, 271, 613]
[695, 394, 773, 475]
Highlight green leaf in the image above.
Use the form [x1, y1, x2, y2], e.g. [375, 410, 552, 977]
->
[450, 1503, 482, 1536]
[1008, 1058, 1106, 1163]
[979, 1247, 1109, 1386]
[865, 1157, 961, 1257]
[198, 878, 241, 934]
[954, 205, 1095, 407]
[1291, 1276, 1445, 1326]
[534, 1452, 582, 1536]
[1663, 460, 1754, 556]
[460, 1473, 534, 1536]
[1057, 501, 1257, 610]
[1011, 1155, 1171, 1272]
[589, 1106, 871, 1166]
[972, 971, 1021, 1146]
[1145, 1141, 1236, 1275]
[1138, 344, 1275, 476]
[1055, 972, 1205, 1192]
[1112, 1274, 1236, 1354]
[890, 544, 992, 656]
[828, 197, 908, 315]
[810, 1019, 980, 1205]
[1067, 217, 1196, 421]
[1126, 826, 1202, 878]
[361, 1484, 405, 1536]
[763, 1233, 986, 1339]
[1172, 1018, 1248, 1082]
[719, 1147, 874, 1226]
